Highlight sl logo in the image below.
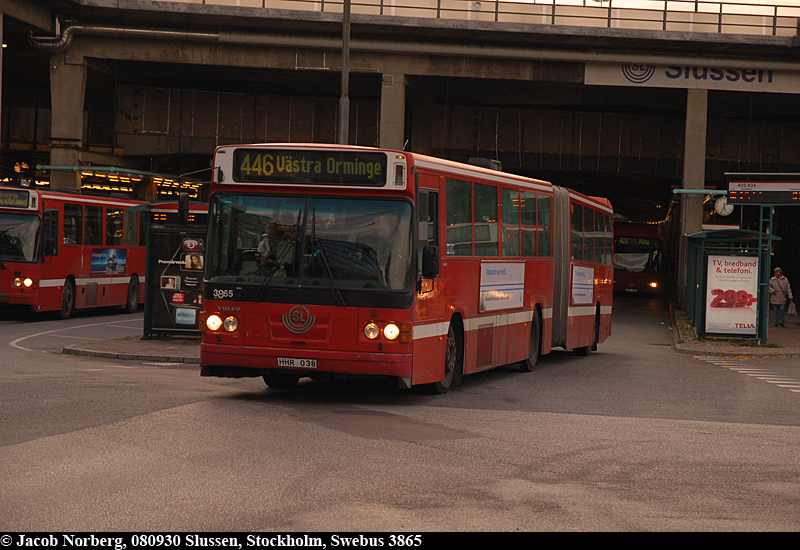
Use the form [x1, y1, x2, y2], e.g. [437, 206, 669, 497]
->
[283, 305, 315, 334]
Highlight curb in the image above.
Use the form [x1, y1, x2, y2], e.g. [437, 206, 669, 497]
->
[62, 345, 200, 364]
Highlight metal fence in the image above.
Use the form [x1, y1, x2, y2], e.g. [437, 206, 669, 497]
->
[176, 1, 800, 36]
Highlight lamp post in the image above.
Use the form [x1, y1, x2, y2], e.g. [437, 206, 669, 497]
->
[338, 0, 351, 145]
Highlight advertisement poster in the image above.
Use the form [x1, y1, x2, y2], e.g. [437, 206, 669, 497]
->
[146, 231, 206, 333]
[91, 248, 127, 274]
[705, 255, 758, 335]
[479, 262, 524, 312]
[571, 265, 595, 305]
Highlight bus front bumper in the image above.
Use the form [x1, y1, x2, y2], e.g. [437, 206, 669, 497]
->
[200, 343, 413, 380]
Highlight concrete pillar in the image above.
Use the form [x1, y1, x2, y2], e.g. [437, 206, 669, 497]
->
[49, 52, 87, 190]
[677, 88, 708, 309]
[379, 73, 406, 151]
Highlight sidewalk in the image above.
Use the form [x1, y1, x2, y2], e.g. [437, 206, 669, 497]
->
[671, 305, 800, 357]
[61, 308, 800, 363]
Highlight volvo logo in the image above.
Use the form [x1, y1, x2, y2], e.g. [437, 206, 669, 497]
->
[621, 64, 656, 84]
[283, 305, 315, 334]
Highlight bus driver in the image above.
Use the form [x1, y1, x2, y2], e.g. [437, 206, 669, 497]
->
[257, 221, 294, 273]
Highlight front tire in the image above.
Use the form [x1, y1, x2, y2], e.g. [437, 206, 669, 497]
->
[59, 279, 75, 320]
[429, 324, 460, 394]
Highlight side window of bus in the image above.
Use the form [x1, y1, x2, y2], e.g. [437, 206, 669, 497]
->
[537, 195, 552, 257]
[417, 189, 438, 272]
[572, 203, 584, 260]
[583, 206, 596, 263]
[124, 210, 139, 247]
[446, 178, 472, 256]
[474, 183, 498, 257]
[85, 206, 103, 246]
[604, 215, 613, 265]
[106, 209, 123, 246]
[520, 192, 537, 256]
[63, 204, 82, 245]
[43, 210, 59, 255]
[501, 188, 520, 257]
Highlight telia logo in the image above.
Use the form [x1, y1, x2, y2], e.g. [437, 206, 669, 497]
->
[283, 305, 315, 334]
[621, 64, 656, 84]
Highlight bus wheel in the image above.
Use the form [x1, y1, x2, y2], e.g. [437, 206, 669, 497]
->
[124, 276, 139, 314]
[59, 279, 75, 320]
[263, 372, 300, 390]
[520, 309, 541, 372]
[430, 324, 459, 394]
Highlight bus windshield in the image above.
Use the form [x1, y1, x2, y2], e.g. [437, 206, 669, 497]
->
[0, 212, 40, 263]
[614, 236, 663, 274]
[207, 193, 414, 291]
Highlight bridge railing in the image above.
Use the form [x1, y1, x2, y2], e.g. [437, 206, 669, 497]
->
[173, 1, 800, 37]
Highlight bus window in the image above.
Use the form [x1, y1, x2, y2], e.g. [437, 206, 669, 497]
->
[124, 209, 138, 246]
[572, 203, 584, 260]
[85, 205, 103, 246]
[473, 183, 497, 257]
[446, 178, 472, 256]
[521, 192, 537, 256]
[501, 188, 520, 257]
[64, 204, 82, 245]
[106, 209, 123, 246]
[417, 189, 438, 272]
[43, 209, 59, 255]
[538, 195, 551, 257]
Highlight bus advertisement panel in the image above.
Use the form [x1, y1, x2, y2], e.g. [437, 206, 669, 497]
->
[200, 144, 613, 393]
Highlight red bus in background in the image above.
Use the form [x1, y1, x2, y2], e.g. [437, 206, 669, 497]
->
[0, 186, 146, 318]
[200, 144, 613, 393]
[613, 221, 665, 295]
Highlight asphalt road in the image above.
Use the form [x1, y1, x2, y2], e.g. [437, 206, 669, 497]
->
[1, 297, 798, 532]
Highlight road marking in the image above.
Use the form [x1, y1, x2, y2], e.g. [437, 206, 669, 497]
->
[694, 356, 800, 394]
[9, 319, 142, 352]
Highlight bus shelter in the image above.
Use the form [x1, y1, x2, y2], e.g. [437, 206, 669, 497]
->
[685, 229, 778, 342]
[128, 198, 208, 337]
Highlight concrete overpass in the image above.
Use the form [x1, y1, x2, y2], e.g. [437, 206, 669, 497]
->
[3, 0, 800, 297]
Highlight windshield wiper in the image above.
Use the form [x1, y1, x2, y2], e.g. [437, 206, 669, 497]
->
[312, 208, 346, 307]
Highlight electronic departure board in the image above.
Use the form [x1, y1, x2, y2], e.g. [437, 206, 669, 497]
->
[727, 180, 800, 205]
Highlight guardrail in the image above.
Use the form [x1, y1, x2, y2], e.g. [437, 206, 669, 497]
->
[177, 1, 800, 36]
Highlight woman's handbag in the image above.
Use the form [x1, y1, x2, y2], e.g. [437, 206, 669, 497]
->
[788, 301, 797, 316]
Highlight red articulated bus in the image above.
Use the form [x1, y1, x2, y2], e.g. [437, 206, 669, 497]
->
[613, 221, 665, 295]
[0, 186, 146, 318]
[200, 144, 613, 393]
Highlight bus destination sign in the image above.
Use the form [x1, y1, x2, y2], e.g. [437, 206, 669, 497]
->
[727, 180, 800, 205]
[232, 149, 387, 186]
[0, 188, 32, 209]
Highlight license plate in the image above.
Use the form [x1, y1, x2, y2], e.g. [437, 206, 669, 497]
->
[277, 357, 317, 369]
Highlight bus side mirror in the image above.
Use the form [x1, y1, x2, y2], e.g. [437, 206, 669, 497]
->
[421, 245, 438, 279]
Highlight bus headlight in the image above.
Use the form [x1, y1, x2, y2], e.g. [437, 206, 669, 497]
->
[206, 314, 223, 331]
[649, 282, 658, 289]
[364, 322, 380, 340]
[383, 323, 400, 340]
[223, 315, 239, 332]
[13, 277, 38, 288]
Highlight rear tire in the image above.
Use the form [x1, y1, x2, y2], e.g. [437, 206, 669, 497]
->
[125, 276, 139, 314]
[59, 279, 75, 320]
[520, 309, 541, 372]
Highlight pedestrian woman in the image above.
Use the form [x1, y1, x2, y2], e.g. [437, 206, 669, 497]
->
[769, 267, 793, 327]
